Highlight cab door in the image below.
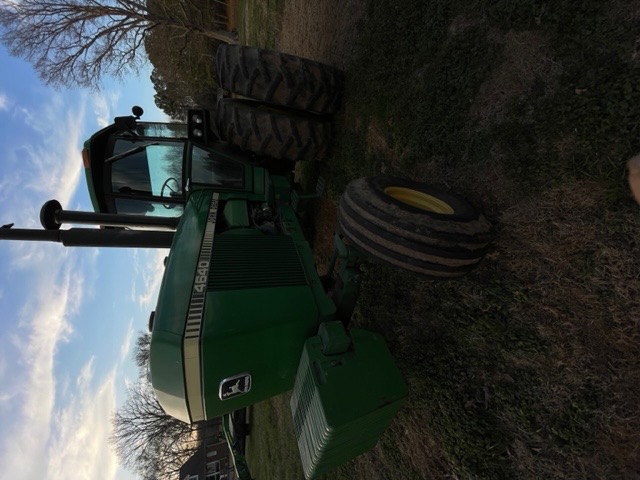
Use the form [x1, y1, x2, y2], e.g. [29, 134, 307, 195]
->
[108, 138, 187, 218]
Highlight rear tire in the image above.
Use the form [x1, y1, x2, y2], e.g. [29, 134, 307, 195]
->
[216, 45, 343, 114]
[337, 176, 493, 279]
[215, 99, 332, 162]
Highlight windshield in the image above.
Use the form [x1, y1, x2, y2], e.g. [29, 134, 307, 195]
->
[110, 139, 185, 217]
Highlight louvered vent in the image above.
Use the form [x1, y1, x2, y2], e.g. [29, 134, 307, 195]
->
[208, 234, 308, 290]
[290, 330, 407, 479]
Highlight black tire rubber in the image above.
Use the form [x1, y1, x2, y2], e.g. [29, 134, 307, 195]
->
[337, 176, 493, 279]
[216, 45, 343, 115]
[215, 98, 331, 162]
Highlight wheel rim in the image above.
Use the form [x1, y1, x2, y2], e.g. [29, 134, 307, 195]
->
[384, 187, 455, 214]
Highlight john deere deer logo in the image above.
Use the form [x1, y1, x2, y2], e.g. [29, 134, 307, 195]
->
[219, 373, 252, 400]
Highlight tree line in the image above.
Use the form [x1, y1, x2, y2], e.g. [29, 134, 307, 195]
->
[0, 0, 234, 115]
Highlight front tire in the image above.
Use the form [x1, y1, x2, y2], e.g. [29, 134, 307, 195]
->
[337, 176, 493, 279]
[216, 45, 343, 115]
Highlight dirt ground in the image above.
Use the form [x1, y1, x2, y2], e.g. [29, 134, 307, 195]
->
[276, 0, 368, 267]
[275, 0, 367, 68]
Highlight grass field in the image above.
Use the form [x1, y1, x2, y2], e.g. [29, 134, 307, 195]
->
[233, 0, 640, 478]
[234, 0, 283, 48]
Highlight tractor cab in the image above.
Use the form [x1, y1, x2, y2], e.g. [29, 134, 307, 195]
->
[82, 107, 248, 222]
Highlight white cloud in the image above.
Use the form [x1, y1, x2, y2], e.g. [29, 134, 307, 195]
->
[92, 91, 119, 128]
[0, 92, 9, 111]
[119, 319, 135, 363]
[0, 352, 15, 409]
[0, 221, 151, 480]
[46, 359, 119, 480]
[77, 356, 96, 387]
[93, 93, 111, 128]
[9, 92, 84, 201]
[0, 392, 14, 404]
[0, 165, 23, 207]
[132, 249, 168, 308]
[0, 253, 124, 480]
[0, 258, 82, 479]
[14, 105, 37, 132]
[21, 104, 85, 207]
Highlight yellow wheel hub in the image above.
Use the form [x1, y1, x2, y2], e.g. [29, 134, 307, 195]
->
[384, 187, 455, 214]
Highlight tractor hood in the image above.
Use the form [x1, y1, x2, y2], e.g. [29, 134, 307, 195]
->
[149, 188, 331, 423]
[149, 189, 215, 423]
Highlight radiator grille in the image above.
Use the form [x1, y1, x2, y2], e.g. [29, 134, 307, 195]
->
[291, 348, 315, 441]
[208, 234, 308, 290]
[290, 331, 407, 479]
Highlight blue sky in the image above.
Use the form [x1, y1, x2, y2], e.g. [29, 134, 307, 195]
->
[0, 46, 169, 479]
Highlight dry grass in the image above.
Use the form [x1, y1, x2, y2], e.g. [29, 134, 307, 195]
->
[366, 119, 405, 174]
[386, 410, 450, 478]
[470, 30, 562, 125]
[306, 196, 337, 275]
[609, 0, 640, 22]
[497, 181, 640, 476]
[275, 0, 366, 68]
[235, 0, 283, 47]
[245, 393, 308, 479]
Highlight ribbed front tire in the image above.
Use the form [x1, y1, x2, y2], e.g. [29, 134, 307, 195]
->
[337, 177, 493, 279]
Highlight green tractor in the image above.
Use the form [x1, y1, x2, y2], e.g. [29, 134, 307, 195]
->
[5, 46, 493, 479]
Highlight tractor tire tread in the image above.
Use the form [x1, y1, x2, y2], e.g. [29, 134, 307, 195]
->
[337, 177, 493, 279]
[215, 99, 331, 162]
[217, 45, 343, 114]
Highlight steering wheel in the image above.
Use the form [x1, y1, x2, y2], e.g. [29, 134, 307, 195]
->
[160, 177, 181, 208]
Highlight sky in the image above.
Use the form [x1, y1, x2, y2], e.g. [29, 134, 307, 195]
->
[0, 45, 170, 479]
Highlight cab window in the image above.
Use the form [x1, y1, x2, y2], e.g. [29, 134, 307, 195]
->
[135, 122, 188, 139]
[190, 145, 244, 189]
[109, 139, 185, 217]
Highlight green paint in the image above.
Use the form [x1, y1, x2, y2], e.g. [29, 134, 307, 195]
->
[222, 199, 250, 227]
[291, 327, 407, 479]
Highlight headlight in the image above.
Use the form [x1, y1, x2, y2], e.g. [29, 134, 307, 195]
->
[187, 109, 209, 143]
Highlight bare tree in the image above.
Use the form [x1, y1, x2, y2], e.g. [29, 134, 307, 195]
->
[111, 379, 201, 478]
[110, 331, 204, 478]
[0, 0, 238, 88]
[145, 23, 218, 116]
[134, 331, 151, 373]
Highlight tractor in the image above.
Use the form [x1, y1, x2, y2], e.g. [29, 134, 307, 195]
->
[1, 46, 493, 479]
